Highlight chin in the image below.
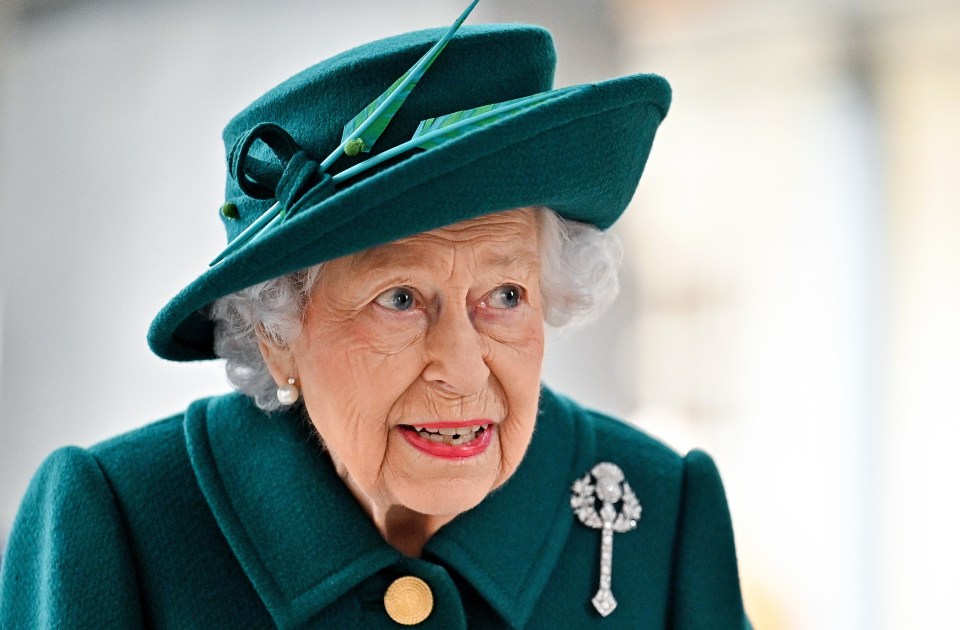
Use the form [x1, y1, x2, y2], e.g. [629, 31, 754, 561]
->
[394, 475, 499, 518]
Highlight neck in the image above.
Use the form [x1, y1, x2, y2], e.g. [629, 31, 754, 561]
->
[331, 455, 455, 557]
[376, 505, 456, 557]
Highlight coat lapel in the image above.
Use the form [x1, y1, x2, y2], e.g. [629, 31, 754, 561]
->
[425, 387, 596, 628]
[184, 394, 401, 628]
[184, 388, 591, 629]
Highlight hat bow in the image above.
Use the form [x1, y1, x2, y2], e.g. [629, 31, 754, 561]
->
[231, 123, 333, 219]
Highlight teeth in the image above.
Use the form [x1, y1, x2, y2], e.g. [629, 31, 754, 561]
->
[413, 425, 489, 446]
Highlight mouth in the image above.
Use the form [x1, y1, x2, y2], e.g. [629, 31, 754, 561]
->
[398, 421, 494, 459]
[410, 422, 490, 445]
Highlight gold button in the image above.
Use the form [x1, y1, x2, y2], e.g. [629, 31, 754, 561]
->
[383, 575, 433, 625]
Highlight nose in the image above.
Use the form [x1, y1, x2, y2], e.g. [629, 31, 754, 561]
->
[421, 305, 490, 396]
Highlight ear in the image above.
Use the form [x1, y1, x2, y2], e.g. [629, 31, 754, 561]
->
[258, 338, 296, 385]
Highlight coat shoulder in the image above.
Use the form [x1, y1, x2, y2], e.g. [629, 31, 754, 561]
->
[84, 394, 273, 624]
[0, 445, 146, 626]
[541, 386, 685, 485]
[86, 395, 235, 481]
[591, 407, 682, 465]
[89, 399, 205, 464]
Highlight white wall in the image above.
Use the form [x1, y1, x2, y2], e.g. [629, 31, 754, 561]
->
[615, 1, 960, 628]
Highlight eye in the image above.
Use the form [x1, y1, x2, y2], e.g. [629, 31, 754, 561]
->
[487, 285, 523, 309]
[374, 287, 416, 311]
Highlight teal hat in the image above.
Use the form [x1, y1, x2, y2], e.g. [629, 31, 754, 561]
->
[148, 16, 671, 362]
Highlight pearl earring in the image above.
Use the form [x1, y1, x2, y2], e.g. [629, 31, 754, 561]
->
[276, 377, 300, 405]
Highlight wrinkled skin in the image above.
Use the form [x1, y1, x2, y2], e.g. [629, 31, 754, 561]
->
[260, 208, 545, 555]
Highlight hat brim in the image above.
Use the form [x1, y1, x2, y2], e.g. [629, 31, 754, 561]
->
[148, 73, 670, 361]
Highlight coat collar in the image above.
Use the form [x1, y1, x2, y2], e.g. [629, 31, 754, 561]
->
[184, 387, 594, 629]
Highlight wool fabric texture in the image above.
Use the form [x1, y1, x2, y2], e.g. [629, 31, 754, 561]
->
[0, 388, 750, 628]
[147, 23, 671, 361]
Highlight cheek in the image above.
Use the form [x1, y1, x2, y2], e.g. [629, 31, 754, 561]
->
[354, 308, 428, 356]
[293, 312, 428, 450]
[479, 307, 545, 373]
[299, 308, 427, 390]
[346, 311, 431, 402]
[489, 317, 545, 474]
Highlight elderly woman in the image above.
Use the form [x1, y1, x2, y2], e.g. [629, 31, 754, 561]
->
[0, 5, 750, 629]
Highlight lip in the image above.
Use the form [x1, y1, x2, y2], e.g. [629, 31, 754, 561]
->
[399, 422, 495, 459]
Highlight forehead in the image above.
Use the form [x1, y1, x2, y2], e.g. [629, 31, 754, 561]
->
[352, 208, 540, 269]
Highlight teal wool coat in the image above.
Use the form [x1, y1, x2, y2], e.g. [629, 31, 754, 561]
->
[0, 388, 750, 628]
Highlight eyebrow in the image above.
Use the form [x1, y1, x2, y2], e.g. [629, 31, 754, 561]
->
[479, 251, 540, 272]
[351, 244, 540, 276]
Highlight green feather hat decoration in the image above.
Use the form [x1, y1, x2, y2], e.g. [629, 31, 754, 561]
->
[149, 0, 671, 361]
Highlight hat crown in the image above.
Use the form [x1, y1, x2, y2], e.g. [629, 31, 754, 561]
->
[219, 24, 557, 240]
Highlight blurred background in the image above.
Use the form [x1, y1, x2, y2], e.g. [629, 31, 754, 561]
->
[1, 0, 958, 627]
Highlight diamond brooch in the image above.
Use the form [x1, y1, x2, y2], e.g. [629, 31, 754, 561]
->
[570, 462, 642, 617]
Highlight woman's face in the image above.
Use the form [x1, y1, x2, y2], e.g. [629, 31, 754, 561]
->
[265, 208, 545, 520]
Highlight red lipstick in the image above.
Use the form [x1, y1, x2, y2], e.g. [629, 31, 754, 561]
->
[399, 421, 494, 459]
